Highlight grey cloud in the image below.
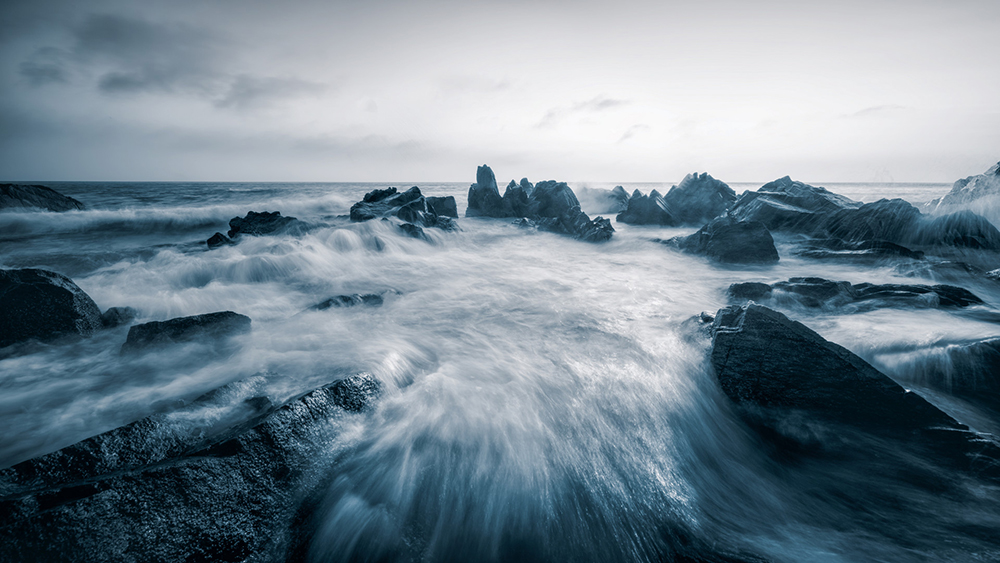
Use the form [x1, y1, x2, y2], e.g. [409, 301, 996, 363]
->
[214, 75, 328, 110]
[439, 75, 511, 93]
[618, 124, 649, 142]
[536, 96, 629, 128]
[18, 47, 71, 86]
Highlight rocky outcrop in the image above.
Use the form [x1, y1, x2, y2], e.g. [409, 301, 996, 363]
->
[663, 172, 736, 225]
[310, 294, 383, 310]
[727, 277, 983, 311]
[100, 307, 138, 328]
[709, 303, 999, 477]
[729, 176, 861, 232]
[465, 166, 614, 242]
[226, 211, 308, 239]
[206, 232, 234, 249]
[0, 184, 85, 212]
[927, 161, 1000, 209]
[350, 187, 458, 232]
[425, 196, 458, 218]
[0, 269, 102, 349]
[120, 311, 251, 354]
[0, 373, 382, 563]
[900, 338, 1000, 413]
[670, 216, 779, 264]
[616, 189, 674, 225]
[795, 239, 924, 261]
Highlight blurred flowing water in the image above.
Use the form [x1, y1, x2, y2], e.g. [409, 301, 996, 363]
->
[2, 180, 999, 562]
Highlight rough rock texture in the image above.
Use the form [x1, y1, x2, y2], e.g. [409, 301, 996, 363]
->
[0, 374, 382, 563]
[351, 186, 458, 231]
[672, 216, 779, 264]
[905, 338, 1000, 412]
[398, 222, 430, 241]
[310, 294, 383, 310]
[425, 196, 458, 218]
[795, 239, 925, 261]
[466, 165, 508, 217]
[120, 311, 251, 354]
[100, 306, 138, 328]
[729, 176, 861, 232]
[0, 184, 85, 212]
[916, 210, 1000, 250]
[662, 172, 736, 225]
[616, 189, 675, 225]
[206, 232, 233, 249]
[0, 268, 102, 348]
[726, 277, 983, 311]
[928, 161, 1000, 209]
[709, 303, 999, 475]
[227, 211, 307, 238]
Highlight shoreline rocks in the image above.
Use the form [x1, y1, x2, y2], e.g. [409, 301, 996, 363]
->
[350, 186, 458, 233]
[0, 268, 103, 349]
[727, 277, 984, 310]
[227, 210, 307, 238]
[0, 184, 85, 212]
[669, 216, 779, 264]
[120, 311, 251, 354]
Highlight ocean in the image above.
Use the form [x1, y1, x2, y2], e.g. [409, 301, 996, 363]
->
[2, 179, 999, 562]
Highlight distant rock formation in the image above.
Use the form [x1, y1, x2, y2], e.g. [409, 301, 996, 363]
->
[465, 165, 614, 242]
[0, 268, 103, 349]
[0, 184, 85, 212]
[928, 161, 1000, 209]
[350, 186, 458, 233]
[616, 172, 735, 226]
[668, 216, 779, 264]
[120, 311, 251, 354]
[616, 189, 674, 225]
[425, 196, 458, 218]
[726, 277, 983, 311]
[227, 210, 308, 238]
[729, 176, 861, 232]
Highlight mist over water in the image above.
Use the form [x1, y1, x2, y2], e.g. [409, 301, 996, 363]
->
[3, 181, 1000, 562]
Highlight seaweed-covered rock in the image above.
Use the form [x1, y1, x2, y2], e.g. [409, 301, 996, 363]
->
[0, 184, 85, 212]
[616, 189, 675, 225]
[120, 311, 251, 354]
[672, 217, 779, 264]
[662, 172, 736, 225]
[0, 374, 382, 563]
[0, 269, 102, 348]
[227, 211, 306, 238]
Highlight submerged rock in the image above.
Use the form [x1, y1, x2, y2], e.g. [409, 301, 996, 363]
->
[671, 216, 779, 264]
[0, 373, 382, 562]
[310, 294, 383, 310]
[727, 277, 983, 311]
[120, 311, 251, 354]
[100, 306, 138, 328]
[662, 172, 736, 225]
[227, 210, 306, 238]
[709, 303, 998, 477]
[206, 232, 233, 249]
[0, 184, 85, 212]
[0, 268, 102, 349]
[616, 189, 674, 225]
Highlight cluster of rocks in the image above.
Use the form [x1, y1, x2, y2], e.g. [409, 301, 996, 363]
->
[466, 165, 615, 242]
[206, 210, 310, 249]
[727, 277, 984, 311]
[662, 216, 779, 265]
[0, 184, 85, 212]
[349, 185, 458, 242]
[617, 172, 736, 226]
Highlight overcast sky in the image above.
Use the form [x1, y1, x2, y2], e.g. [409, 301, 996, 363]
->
[1, 0, 998, 182]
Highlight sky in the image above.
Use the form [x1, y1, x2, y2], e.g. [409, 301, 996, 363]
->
[0, 0, 998, 183]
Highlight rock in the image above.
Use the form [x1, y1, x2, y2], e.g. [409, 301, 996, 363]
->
[795, 239, 924, 261]
[206, 232, 233, 249]
[709, 303, 999, 477]
[120, 311, 251, 354]
[728, 176, 861, 232]
[0, 269, 102, 349]
[616, 189, 675, 225]
[927, 161, 1000, 209]
[901, 338, 1000, 413]
[466, 165, 509, 217]
[501, 179, 531, 217]
[0, 373, 381, 563]
[425, 196, 458, 218]
[0, 184, 85, 212]
[727, 277, 984, 310]
[310, 294, 383, 310]
[662, 172, 736, 225]
[536, 206, 615, 242]
[574, 185, 630, 214]
[226, 211, 306, 238]
[100, 307, 138, 328]
[398, 222, 430, 242]
[526, 181, 581, 219]
[672, 216, 779, 264]
[915, 210, 1000, 250]
[351, 187, 458, 232]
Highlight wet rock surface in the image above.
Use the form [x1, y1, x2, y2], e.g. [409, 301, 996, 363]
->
[351, 186, 458, 232]
[0, 184, 85, 212]
[616, 189, 674, 225]
[927, 161, 1000, 209]
[206, 232, 234, 249]
[226, 210, 308, 238]
[728, 176, 861, 232]
[727, 277, 984, 310]
[120, 311, 251, 354]
[0, 268, 103, 349]
[662, 172, 736, 225]
[100, 306, 138, 328]
[310, 294, 384, 310]
[670, 216, 779, 264]
[0, 374, 382, 563]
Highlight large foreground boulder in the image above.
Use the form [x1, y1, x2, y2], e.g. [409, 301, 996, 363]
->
[120, 311, 251, 354]
[0, 184, 85, 212]
[0, 373, 382, 562]
[670, 216, 779, 264]
[727, 277, 983, 311]
[0, 269, 102, 349]
[710, 303, 998, 475]
[226, 211, 308, 239]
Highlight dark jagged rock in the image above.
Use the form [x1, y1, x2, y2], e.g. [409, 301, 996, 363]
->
[823, 198, 922, 243]
[310, 294, 383, 310]
[0, 184, 85, 212]
[536, 206, 615, 242]
[351, 187, 458, 232]
[916, 210, 1000, 250]
[671, 216, 779, 264]
[0, 374, 381, 563]
[501, 179, 531, 216]
[727, 277, 983, 310]
[100, 307, 138, 328]
[616, 189, 675, 225]
[206, 232, 233, 249]
[466, 165, 509, 217]
[574, 185, 630, 214]
[425, 196, 458, 218]
[527, 180, 582, 219]
[927, 161, 1000, 209]
[729, 176, 861, 232]
[662, 172, 736, 225]
[227, 211, 306, 238]
[398, 222, 430, 242]
[796, 239, 924, 261]
[120, 311, 251, 354]
[0, 269, 102, 349]
[709, 303, 998, 475]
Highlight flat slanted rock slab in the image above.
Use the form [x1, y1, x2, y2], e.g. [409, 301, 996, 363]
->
[0, 184, 85, 212]
[120, 311, 251, 354]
